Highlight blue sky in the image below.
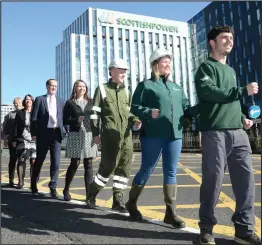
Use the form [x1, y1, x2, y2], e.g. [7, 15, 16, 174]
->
[2, 2, 210, 104]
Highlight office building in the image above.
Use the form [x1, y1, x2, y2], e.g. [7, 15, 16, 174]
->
[1, 105, 14, 125]
[56, 8, 197, 105]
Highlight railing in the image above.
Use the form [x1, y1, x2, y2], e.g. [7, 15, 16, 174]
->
[132, 131, 201, 151]
[60, 128, 260, 153]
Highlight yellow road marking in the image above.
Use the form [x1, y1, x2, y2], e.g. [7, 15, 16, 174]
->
[137, 202, 261, 209]
[57, 183, 262, 191]
[37, 170, 67, 186]
[178, 162, 261, 238]
[139, 207, 235, 237]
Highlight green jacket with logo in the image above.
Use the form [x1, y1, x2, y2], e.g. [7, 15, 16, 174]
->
[90, 79, 138, 141]
[195, 57, 248, 131]
[131, 75, 192, 140]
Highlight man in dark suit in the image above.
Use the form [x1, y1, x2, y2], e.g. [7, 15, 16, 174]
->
[30, 79, 65, 197]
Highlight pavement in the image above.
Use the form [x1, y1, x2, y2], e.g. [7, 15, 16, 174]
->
[1, 149, 261, 244]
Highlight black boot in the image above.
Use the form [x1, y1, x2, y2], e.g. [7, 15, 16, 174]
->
[125, 183, 144, 220]
[83, 158, 93, 197]
[199, 228, 215, 245]
[17, 160, 26, 189]
[112, 192, 128, 213]
[8, 180, 14, 188]
[163, 184, 185, 228]
[63, 158, 80, 201]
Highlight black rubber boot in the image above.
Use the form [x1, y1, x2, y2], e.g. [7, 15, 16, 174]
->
[125, 183, 145, 221]
[112, 192, 128, 213]
[163, 184, 186, 228]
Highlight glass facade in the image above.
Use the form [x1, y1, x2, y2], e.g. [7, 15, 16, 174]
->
[85, 37, 91, 96]
[134, 30, 139, 84]
[125, 30, 131, 92]
[93, 36, 99, 89]
[188, 1, 261, 107]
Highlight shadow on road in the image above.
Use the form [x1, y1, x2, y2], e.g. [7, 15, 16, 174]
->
[1, 185, 234, 244]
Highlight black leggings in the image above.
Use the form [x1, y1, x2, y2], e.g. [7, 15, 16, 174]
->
[17, 158, 35, 186]
[64, 158, 93, 194]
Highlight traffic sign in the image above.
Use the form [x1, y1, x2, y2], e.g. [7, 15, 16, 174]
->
[248, 105, 261, 119]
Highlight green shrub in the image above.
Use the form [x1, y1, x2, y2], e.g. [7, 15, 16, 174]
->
[245, 126, 261, 154]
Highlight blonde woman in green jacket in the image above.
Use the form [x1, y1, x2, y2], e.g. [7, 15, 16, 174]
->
[126, 48, 192, 229]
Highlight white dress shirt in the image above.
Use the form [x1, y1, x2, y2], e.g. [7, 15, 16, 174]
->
[46, 94, 57, 128]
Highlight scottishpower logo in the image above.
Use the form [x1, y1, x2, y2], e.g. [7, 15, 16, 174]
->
[98, 13, 115, 24]
[98, 13, 178, 33]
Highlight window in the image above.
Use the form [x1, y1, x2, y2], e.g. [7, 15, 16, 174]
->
[163, 34, 167, 45]
[215, 9, 218, 20]
[258, 9, 261, 21]
[109, 27, 113, 38]
[235, 50, 238, 62]
[238, 5, 241, 17]
[125, 30, 129, 40]
[230, 12, 233, 23]
[134, 30, 138, 41]
[118, 29, 122, 39]
[248, 15, 251, 26]
[255, 70, 258, 82]
[242, 45, 246, 58]
[141, 31, 145, 42]
[248, 58, 251, 72]
[244, 30, 248, 42]
[102, 27, 106, 37]
[246, 74, 249, 84]
[259, 24, 261, 35]
[246, 1, 249, 11]
[209, 13, 211, 22]
[222, 3, 225, 15]
[236, 35, 239, 46]
[229, 1, 232, 9]
[155, 33, 159, 43]
[239, 20, 242, 31]
[252, 41, 255, 55]
[149, 32, 153, 43]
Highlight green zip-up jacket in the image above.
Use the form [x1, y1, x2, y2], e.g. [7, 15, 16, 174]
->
[195, 57, 248, 131]
[131, 75, 190, 140]
[90, 79, 138, 140]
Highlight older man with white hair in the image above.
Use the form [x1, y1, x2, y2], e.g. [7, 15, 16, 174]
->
[87, 58, 141, 213]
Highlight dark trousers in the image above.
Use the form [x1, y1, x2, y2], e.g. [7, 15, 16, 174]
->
[199, 129, 255, 237]
[31, 128, 62, 190]
[8, 141, 18, 183]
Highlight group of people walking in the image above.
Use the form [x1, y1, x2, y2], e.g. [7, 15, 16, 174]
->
[2, 25, 260, 245]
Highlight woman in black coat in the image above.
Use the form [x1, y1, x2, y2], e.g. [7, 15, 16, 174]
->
[12, 94, 36, 189]
[63, 80, 98, 201]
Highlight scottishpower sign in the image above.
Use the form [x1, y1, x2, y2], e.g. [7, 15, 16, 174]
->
[117, 18, 178, 33]
[98, 13, 179, 33]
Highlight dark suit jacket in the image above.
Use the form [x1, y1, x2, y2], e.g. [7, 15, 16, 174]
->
[63, 99, 93, 132]
[3, 110, 18, 142]
[31, 95, 65, 139]
[12, 109, 31, 142]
